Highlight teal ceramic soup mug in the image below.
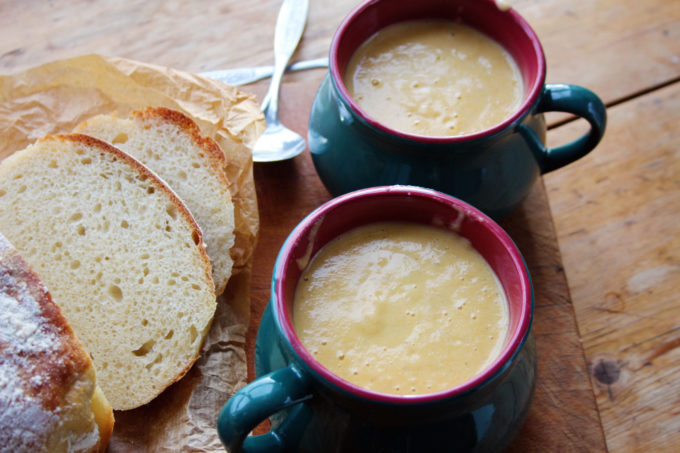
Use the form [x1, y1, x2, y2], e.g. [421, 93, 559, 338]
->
[218, 186, 535, 453]
[308, 0, 606, 219]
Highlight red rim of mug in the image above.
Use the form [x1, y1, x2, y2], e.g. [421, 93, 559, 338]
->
[274, 186, 533, 404]
[328, 0, 546, 144]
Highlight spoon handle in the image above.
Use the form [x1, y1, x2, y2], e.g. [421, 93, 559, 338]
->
[263, 0, 310, 120]
[274, 0, 309, 62]
[200, 57, 329, 87]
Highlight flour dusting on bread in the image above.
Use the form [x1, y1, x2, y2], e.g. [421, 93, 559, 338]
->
[0, 233, 113, 452]
[0, 291, 62, 451]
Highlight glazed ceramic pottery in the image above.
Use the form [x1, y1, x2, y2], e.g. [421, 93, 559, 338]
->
[218, 186, 536, 453]
[308, 0, 606, 219]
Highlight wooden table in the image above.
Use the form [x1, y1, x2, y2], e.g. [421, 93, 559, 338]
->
[1, 1, 678, 451]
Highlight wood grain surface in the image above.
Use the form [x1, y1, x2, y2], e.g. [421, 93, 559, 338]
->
[1, 0, 678, 451]
[544, 83, 680, 451]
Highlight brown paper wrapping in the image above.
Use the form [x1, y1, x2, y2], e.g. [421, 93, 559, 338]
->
[0, 54, 265, 451]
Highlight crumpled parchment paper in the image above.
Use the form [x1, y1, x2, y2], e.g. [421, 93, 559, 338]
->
[0, 54, 265, 452]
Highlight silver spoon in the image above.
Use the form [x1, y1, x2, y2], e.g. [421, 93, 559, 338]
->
[253, 0, 309, 162]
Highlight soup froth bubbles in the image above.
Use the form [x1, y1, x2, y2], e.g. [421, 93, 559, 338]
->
[343, 20, 523, 137]
[293, 221, 509, 396]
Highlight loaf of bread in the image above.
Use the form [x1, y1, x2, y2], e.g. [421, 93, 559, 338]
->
[0, 232, 114, 452]
[0, 134, 217, 410]
[75, 107, 235, 294]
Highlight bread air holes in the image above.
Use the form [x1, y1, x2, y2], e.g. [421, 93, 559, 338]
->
[189, 325, 198, 344]
[145, 353, 163, 371]
[112, 133, 128, 144]
[132, 339, 156, 357]
[107, 284, 123, 302]
[166, 204, 177, 220]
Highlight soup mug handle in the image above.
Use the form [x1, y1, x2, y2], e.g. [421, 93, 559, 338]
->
[519, 83, 607, 173]
[217, 364, 312, 453]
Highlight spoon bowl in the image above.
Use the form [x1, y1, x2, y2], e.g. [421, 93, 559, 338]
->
[253, 120, 306, 162]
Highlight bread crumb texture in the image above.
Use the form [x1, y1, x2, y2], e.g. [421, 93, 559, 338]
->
[0, 134, 216, 410]
[75, 107, 235, 295]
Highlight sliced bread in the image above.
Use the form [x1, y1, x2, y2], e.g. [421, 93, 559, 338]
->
[75, 107, 235, 294]
[0, 232, 114, 452]
[0, 134, 216, 410]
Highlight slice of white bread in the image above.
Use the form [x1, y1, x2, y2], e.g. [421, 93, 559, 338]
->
[0, 232, 114, 452]
[75, 107, 235, 295]
[0, 134, 216, 410]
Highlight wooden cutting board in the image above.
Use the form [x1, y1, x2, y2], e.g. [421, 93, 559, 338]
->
[245, 78, 607, 451]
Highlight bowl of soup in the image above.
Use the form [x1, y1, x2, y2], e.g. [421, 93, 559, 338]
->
[308, 0, 606, 219]
[293, 220, 511, 396]
[218, 186, 535, 453]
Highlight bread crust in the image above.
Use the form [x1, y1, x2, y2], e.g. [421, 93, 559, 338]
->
[133, 107, 228, 177]
[74, 108, 234, 294]
[0, 234, 89, 409]
[0, 233, 114, 452]
[49, 133, 214, 288]
[0, 133, 217, 410]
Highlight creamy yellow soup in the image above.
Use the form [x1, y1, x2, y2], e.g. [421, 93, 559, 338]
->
[293, 222, 509, 396]
[344, 20, 523, 137]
